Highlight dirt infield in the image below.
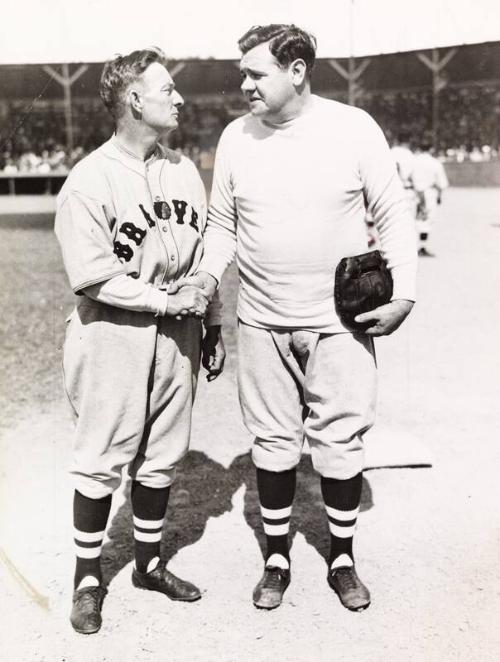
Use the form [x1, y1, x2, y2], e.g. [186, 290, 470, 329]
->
[1, 187, 500, 661]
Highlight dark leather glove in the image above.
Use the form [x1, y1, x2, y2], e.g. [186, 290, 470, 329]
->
[334, 250, 393, 332]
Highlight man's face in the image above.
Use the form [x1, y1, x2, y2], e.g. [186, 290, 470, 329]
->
[134, 61, 184, 133]
[239, 42, 296, 122]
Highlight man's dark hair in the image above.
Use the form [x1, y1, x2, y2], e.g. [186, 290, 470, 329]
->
[419, 141, 433, 152]
[238, 24, 317, 78]
[100, 47, 168, 120]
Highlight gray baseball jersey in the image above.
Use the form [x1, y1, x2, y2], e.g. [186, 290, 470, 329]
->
[55, 137, 219, 498]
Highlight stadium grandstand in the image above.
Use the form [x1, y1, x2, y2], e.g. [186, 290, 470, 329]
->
[1, 40, 499, 188]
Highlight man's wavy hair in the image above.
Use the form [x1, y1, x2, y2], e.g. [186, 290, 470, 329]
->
[100, 47, 168, 120]
[238, 24, 317, 79]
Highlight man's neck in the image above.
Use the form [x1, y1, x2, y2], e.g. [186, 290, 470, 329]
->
[264, 89, 313, 126]
[114, 124, 160, 161]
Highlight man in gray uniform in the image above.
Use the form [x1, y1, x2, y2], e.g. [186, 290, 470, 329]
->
[55, 47, 225, 634]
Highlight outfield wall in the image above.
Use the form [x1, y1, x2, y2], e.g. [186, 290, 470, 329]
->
[444, 160, 500, 187]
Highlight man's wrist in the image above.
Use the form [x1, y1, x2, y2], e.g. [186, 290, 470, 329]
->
[197, 271, 219, 289]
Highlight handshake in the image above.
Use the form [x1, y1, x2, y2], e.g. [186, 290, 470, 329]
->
[165, 271, 218, 320]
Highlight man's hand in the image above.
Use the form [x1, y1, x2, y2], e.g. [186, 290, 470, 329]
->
[354, 299, 414, 336]
[166, 285, 209, 319]
[202, 325, 226, 381]
[168, 271, 218, 301]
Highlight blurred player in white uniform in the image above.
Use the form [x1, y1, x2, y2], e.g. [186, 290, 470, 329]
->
[391, 132, 415, 190]
[410, 142, 449, 256]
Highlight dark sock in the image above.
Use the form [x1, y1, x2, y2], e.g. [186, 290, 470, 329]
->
[73, 490, 112, 589]
[321, 473, 362, 566]
[131, 481, 170, 574]
[256, 467, 296, 564]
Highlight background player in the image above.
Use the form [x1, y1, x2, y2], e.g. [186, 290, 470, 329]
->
[391, 131, 416, 190]
[410, 141, 449, 256]
[55, 47, 225, 635]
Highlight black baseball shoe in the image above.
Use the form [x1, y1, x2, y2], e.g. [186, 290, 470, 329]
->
[132, 563, 201, 601]
[252, 566, 291, 610]
[70, 585, 107, 634]
[327, 565, 371, 611]
[418, 247, 435, 257]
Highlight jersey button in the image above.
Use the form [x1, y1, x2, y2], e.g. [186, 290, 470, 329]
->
[162, 226, 168, 232]
[170, 255, 175, 262]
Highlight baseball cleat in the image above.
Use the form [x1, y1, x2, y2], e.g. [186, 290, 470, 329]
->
[70, 585, 107, 634]
[327, 565, 370, 611]
[252, 566, 291, 610]
[132, 563, 201, 601]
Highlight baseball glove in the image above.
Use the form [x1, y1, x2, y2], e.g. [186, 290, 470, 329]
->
[334, 250, 393, 331]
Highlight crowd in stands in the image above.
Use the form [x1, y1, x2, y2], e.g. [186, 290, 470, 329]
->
[360, 83, 500, 161]
[1, 82, 499, 175]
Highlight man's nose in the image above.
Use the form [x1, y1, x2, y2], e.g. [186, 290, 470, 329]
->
[240, 75, 255, 93]
[173, 90, 184, 107]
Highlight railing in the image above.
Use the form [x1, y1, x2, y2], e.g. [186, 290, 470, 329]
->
[1, 159, 499, 196]
[0, 172, 68, 195]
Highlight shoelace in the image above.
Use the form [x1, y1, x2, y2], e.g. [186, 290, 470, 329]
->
[263, 567, 288, 589]
[332, 567, 357, 590]
[76, 586, 105, 610]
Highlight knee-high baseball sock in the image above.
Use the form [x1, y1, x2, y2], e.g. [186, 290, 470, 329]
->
[256, 467, 296, 567]
[131, 481, 170, 574]
[73, 490, 112, 590]
[321, 473, 362, 569]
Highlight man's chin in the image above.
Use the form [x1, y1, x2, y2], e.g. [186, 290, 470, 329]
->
[160, 119, 179, 134]
[248, 104, 266, 117]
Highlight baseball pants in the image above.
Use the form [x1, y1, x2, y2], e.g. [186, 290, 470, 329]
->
[237, 321, 377, 479]
[416, 188, 439, 236]
[63, 298, 202, 498]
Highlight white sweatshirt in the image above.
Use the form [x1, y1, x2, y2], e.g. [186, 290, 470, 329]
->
[199, 95, 417, 333]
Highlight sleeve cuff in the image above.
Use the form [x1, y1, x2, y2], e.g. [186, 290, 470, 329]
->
[390, 263, 417, 302]
[148, 287, 169, 316]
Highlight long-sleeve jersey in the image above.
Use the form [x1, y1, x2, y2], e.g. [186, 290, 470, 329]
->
[199, 95, 417, 333]
[55, 137, 221, 325]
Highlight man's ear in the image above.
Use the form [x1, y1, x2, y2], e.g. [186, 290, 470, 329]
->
[128, 88, 143, 117]
[290, 58, 307, 86]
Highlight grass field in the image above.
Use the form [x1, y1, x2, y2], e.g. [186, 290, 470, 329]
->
[0, 209, 239, 432]
[0, 214, 70, 429]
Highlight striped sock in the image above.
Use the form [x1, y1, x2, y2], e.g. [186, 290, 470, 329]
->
[256, 467, 296, 565]
[131, 481, 170, 574]
[321, 473, 362, 568]
[73, 490, 112, 589]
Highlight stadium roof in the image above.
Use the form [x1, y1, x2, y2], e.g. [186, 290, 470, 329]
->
[2, 42, 499, 102]
[1, 0, 500, 64]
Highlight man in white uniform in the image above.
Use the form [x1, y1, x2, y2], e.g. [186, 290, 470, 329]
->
[391, 131, 415, 189]
[178, 24, 417, 612]
[410, 142, 449, 256]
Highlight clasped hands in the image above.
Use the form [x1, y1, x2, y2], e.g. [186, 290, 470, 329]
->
[166, 271, 218, 320]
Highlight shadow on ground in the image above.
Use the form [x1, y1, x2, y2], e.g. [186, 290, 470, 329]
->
[102, 451, 373, 585]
